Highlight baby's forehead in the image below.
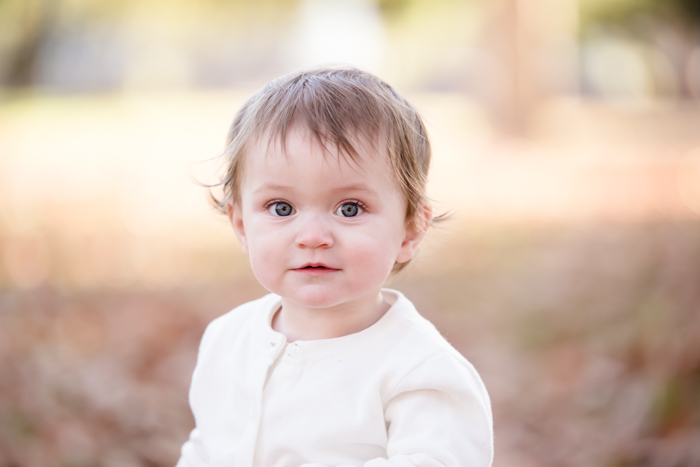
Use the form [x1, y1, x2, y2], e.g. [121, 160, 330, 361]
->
[238, 127, 402, 197]
[250, 124, 389, 169]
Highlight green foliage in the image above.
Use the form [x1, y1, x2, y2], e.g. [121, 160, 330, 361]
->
[580, 0, 700, 34]
[650, 366, 700, 435]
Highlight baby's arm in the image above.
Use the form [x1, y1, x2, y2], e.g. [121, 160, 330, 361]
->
[303, 352, 494, 467]
[176, 324, 216, 467]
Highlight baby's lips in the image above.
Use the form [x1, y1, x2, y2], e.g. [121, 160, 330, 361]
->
[298, 262, 335, 269]
[293, 262, 341, 271]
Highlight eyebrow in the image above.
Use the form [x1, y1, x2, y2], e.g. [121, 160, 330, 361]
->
[331, 184, 379, 196]
[252, 183, 379, 196]
[252, 184, 294, 194]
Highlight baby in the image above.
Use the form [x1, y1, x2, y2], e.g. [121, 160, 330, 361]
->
[177, 68, 493, 467]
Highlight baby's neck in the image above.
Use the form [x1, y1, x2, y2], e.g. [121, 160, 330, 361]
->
[272, 292, 391, 342]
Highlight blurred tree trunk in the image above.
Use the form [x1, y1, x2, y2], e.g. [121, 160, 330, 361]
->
[474, 0, 578, 136]
[652, 21, 700, 99]
[477, 0, 529, 135]
[3, 0, 57, 87]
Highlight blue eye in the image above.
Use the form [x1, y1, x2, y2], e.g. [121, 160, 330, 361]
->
[337, 202, 363, 217]
[268, 202, 294, 216]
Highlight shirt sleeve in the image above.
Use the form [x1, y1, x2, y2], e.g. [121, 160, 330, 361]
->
[176, 427, 209, 467]
[301, 351, 494, 467]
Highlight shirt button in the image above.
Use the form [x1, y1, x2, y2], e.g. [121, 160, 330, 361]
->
[287, 342, 301, 357]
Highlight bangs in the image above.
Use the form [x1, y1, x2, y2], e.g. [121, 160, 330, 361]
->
[248, 70, 393, 164]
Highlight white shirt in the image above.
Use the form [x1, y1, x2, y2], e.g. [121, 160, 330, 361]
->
[177, 289, 493, 467]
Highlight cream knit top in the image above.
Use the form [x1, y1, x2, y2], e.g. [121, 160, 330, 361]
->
[177, 289, 493, 467]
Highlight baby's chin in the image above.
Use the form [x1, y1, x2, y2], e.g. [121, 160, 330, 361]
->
[276, 285, 379, 312]
[281, 289, 349, 310]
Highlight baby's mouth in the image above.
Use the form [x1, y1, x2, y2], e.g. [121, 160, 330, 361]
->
[295, 263, 339, 272]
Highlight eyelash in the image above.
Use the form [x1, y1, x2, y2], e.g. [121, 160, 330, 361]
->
[336, 200, 367, 217]
[265, 200, 294, 217]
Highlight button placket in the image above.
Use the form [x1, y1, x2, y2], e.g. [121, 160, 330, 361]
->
[286, 342, 301, 358]
[267, 336, 285, 357]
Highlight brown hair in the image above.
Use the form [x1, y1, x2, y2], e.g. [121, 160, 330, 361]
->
[212, 67, 438, 271]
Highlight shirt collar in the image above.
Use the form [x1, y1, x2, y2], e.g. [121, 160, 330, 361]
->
[251, 289, 414, 362]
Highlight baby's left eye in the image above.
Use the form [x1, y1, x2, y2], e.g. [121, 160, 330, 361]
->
[336, 202, 363, 217]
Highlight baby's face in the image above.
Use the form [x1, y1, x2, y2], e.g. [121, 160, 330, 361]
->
[227, 126, 422, 310]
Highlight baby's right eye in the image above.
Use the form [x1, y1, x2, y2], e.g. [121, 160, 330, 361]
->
[267, 201, 294, 217]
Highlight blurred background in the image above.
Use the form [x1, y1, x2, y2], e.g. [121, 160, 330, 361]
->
[1, 0, 700, 466]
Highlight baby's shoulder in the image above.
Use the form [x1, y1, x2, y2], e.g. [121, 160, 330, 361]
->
[383, 309, 490, 406]
[388, 304, 464, 364]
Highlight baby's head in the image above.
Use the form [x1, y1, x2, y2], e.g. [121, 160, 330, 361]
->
[214, 67, 435, 305]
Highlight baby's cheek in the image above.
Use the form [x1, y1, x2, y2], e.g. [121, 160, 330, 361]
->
[247, 238, 284, 282]
[351, 235, 397, 278]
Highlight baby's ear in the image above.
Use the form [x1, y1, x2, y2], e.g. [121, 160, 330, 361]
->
[396, 202, 432, 263]
[227, 201, 249, 255]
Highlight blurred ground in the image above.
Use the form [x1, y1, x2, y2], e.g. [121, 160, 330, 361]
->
[1, 91, 700, 466]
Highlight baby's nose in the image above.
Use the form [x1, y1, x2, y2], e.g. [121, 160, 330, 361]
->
[295, 213, 334, 249]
